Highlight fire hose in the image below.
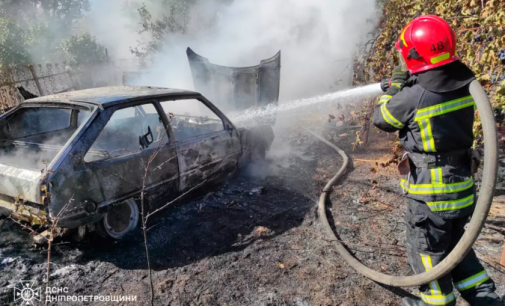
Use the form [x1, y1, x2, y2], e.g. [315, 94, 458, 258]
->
[307, 80, 498, 286]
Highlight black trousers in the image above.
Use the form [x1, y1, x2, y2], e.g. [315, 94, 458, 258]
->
[405, 199, 497, 306]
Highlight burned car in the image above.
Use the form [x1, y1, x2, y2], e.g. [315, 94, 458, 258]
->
[0, 86, 274, 239]
[125, 48, 282, 152]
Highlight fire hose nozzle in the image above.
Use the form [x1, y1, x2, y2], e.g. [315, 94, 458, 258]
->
[380, 78, 391, 92]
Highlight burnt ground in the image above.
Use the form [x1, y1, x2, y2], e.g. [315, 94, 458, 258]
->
[1, 118, 505, 306]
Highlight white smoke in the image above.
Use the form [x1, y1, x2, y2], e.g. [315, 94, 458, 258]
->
[83, 1, 144, 60]
[85, 0, 377, 101]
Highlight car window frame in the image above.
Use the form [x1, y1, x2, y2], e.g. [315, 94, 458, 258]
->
[83, 99, 174, 164]
[196, 95, 237, 131]
[0, 102, 97, 171]
[0, 105, 82, 140]
[156, 96, 234, 143]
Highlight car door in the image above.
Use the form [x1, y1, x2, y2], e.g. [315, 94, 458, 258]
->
[78, 101, 179, 210]
[158, 97, 241, 192]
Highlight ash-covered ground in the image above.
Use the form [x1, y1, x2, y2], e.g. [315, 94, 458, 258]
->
[1, 114, 505, 306]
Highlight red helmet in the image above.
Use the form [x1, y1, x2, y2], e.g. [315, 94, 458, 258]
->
[395, 15, 458, 74]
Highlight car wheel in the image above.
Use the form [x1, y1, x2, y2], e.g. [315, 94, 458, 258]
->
[100, 199, 139, 240]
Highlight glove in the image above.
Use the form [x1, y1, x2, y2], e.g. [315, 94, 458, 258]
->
[385, 65, 410, 96]
[380, 78, 391, 92]
[471, 149, 481, 175]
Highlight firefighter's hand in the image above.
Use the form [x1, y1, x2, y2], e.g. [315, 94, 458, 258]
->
[386, 65, 410, 96]
[471, 149, 482, 175]
[380, 78, 390, 92]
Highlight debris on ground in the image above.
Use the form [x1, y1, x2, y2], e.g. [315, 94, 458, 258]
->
[1, 121, 504, 306]
[249, 187, 264, 196]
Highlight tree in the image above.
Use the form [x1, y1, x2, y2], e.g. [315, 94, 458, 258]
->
[0, 18, 32, 65]
[0, 0, 96, 65]
[130, 0, 193, 65]
[62, 33, 107, 65]
[0, 0, 90, 28]
[129, 0, 233, 65]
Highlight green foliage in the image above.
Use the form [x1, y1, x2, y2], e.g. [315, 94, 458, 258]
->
[0, 0, 90, 28]
[62, 33, 107, 65]
[0, 18, 32, 64]
[0, 0, 100, 65]
[353, 0, 505, 141]
[130, 0, 193, 66]
[0, 18, 63, 65]
[129, 0, 229, 65]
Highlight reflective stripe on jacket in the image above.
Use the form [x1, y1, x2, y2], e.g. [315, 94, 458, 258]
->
[372, 61, 476, 219]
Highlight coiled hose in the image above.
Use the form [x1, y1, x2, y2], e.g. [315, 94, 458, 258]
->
[308, 80, 498, 286]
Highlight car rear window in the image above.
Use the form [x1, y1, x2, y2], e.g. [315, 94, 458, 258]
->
[0, 106, 92, 169]
[7, 108, 71, 139]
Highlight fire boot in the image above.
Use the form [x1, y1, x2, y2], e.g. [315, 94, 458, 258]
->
[401, 297, 427, 306]
[465, 292, 503, 306]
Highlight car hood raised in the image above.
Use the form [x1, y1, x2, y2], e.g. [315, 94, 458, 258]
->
[186, 47, 281, 126]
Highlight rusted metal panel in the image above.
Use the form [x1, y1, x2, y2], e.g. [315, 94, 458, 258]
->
[186, 47, 281, 126]
[176, 129, 241, 192]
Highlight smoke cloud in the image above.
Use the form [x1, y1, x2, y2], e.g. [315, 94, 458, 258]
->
[86, 0, 377, 101]
[84, 0, 380, 180]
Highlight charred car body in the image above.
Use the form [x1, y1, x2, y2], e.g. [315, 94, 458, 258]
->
[0, 86, 277, 239]
[186, 47, 281, 146]
[0, 49, 281, 239]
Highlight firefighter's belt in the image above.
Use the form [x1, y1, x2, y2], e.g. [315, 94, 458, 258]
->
[408, 149, 471, 169]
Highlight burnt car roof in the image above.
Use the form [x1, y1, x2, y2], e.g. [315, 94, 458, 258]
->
[23, 86, 199, 108]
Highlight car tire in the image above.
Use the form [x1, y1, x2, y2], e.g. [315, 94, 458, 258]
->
[98, 199, 139, 240]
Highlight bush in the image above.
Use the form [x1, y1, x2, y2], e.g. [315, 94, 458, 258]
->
[354, 0, 505, 144]
[61, 33, 107, 66]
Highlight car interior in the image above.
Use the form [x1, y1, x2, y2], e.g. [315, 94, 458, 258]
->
[0, 107, 91, 170]
[84, 106, 166, 162]
[169, 114, 224, 141]
[0, 103, 226, 167]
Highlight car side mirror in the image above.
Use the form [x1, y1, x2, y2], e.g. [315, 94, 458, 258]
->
[139, 126, 154, 150]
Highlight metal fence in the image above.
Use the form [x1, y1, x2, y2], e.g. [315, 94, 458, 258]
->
[0, 60, 137, 112]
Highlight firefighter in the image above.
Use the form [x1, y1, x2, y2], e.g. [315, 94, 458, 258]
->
[372, 15, 502, 306]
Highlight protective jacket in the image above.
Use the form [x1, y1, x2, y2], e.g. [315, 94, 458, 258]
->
[372, 60, 476, 219]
